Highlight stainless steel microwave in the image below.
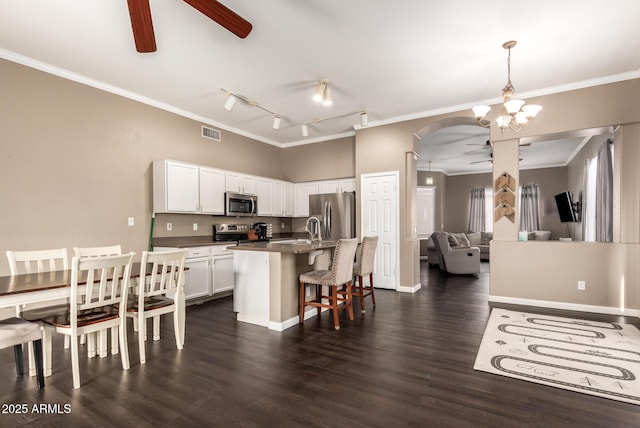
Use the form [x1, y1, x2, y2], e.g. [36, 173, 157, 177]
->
[225, 192, 258, 217]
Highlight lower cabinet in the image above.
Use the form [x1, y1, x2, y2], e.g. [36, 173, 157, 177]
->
[184, 256, 211, 300]
[211, 253, 234, 294]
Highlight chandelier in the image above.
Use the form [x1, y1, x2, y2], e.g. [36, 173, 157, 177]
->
[472, 41, 542, 132]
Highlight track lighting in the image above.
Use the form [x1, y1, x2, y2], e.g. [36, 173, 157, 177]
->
[312, 79, 332, 105]
[360, 112, 368, 127]
[224, 94, 237, 111]
[300, 110, 368, 138]
[221, 88, 282, 131]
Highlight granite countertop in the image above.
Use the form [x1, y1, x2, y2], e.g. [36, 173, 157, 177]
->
[230, 240, 338, 254]
[152, 233, 309, 249]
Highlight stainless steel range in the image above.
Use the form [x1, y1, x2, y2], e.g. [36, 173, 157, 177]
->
[213, 223, 271, 243]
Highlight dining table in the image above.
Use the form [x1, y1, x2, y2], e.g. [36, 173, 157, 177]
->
[0, 262, 187, 375]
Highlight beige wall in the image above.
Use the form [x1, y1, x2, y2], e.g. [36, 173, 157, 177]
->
[0, 59, 350, 275]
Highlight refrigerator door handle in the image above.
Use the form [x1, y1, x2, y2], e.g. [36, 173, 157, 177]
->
[325, 201, 331, 240]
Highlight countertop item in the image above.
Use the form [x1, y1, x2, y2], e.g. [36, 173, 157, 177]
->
[152, 233, 309, 249]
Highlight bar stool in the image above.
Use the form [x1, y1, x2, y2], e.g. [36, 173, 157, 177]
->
[299, 238, 359, 330]
[353, 236, 379, 313]
[0, 317, 44, 389]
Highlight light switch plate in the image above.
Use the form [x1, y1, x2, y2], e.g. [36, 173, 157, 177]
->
[128, 217, 135, 226]
[167, 222, 172, 231]
[193, 223, 198, 231]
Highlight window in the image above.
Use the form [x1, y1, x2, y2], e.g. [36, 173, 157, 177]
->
[417, 186, 435, 237]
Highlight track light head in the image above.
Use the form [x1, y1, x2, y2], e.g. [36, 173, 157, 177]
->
[224, 94, 237, 111]
[301, 124, 309, 137]
[360, 112, 368, 127]
[272, 115, 281, 130]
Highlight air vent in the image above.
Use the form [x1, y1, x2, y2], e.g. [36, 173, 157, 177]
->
[201, 125, 221, 141]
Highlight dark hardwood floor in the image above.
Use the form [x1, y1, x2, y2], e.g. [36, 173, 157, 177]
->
[2, 262, 639, 427]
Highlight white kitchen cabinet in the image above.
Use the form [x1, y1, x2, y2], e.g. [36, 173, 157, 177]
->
[318, 180, 340, 194]
[256, 177, 274, 216]
[211, 254, 234, 293]
[283, 182, 294, 217]
[272, 180, 284, 217]
[199, 167, 226, 214]
[339, 178, 356, 193]
[226, 172, 257, 195]
[294, 182, 319, 217]
[153, 160, 225, 215]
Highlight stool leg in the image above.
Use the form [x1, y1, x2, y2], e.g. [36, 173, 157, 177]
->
[316, 285, 322, 316]
[358, 275, 366, 313]
[331, 285, 340, 330]
[33, 339, 45, 389]
[369, 273, 376, 306]
[347, 281, 354, 321]
[299, 282, 305, 325]
[14, 344, 24, 376]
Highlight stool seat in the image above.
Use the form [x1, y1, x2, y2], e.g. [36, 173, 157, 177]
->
[299, 270, 334, 286]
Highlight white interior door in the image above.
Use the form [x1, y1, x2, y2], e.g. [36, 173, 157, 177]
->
[361, 171, 399, 290]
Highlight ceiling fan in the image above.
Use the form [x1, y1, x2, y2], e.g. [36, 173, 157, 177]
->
[127, 0, 253, 53]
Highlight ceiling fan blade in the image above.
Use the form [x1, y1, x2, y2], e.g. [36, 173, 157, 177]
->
[183, 0, 253, 39]
[127, 0, 157, 52]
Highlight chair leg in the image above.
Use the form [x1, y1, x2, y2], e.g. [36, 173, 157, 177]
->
[42, 329, 52, 377]
[369, 273, 376, 306]
[138, 315, 146, 364]
[133, 317, 139, 333]
[98, 329, 108, 358]
[299, 282, 305, 325]
[358, 275, 366, 313]
[64, 335, 70, 349]
[331, 285, 340, 330]
[70, 335, 80, 389]
[13, 344, 24, 376]
[27, 341, 36, 376]
[153, 316, 160, 341]
[33, 339, 45, 389]
[173, 309, 183, 350]
[111, 326, 119, 355]
[347, 281, 354, 321]
[119, 319, 130, 371]
[87, 332, 96, 358]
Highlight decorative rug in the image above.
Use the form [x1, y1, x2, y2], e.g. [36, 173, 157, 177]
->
[474, 308, 640, 405]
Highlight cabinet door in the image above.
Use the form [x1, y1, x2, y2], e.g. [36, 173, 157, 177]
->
[241, 175, 257, 195]
[212, 255, 234, 293]
[226, 172, 257, 195]
[199, 167, 225, 214]
[318, 180, 340, 194]
[272, 181, 284, 217]
[183, 257, 211, 300]
[283, 182, 294, 217]
[167, 162, 199, 213]
[256, 178, 274, 216]
[294, 182, 319, 217]
[339, 178, 356, 193]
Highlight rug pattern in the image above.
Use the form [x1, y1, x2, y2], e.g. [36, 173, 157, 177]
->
[474, 308, 640, 405]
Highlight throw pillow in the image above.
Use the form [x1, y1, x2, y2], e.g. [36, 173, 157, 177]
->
[480, 232, 493, 245]
[448, 233, 470, 247]
[467, 232, 481, 245]
[448, 233, 461, 247]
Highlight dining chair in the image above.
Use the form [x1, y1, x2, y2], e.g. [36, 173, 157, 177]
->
[40, 253, 135, 389]
[73, 245, 122, 358]
[0, 317, 44, 389]
[299, 238, 359, 330]
[6, 248, 69, 376]
[126, 249, 187, 364]
[352, 235, 379, 313]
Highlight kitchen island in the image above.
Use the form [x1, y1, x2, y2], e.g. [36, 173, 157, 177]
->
[230, 240, 337, 331]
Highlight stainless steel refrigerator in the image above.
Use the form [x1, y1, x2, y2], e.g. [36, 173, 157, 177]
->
[308, 192, 356, 241]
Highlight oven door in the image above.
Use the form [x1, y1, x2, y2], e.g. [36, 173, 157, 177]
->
[225, 192, 257, 217]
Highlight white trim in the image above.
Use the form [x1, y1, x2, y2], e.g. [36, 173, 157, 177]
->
[361, 171, 400, 291]
[397, 283, 421, 293]
[236, 313, 269, 328]
[489, 295, 640, 318]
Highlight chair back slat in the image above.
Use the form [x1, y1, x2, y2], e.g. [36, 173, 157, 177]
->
[71, 254, 134, 316]
[73, 245, 122, 258]
[139, 250, 187, 299]
[6, 248, 69, 275]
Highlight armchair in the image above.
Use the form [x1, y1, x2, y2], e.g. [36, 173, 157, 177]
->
[430, 232, 481, 274]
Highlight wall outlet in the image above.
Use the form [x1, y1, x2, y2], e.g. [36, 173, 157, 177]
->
[167, 222, 172, 231]
[578, 280, 586, 291]
[193, 223, 198, 231]
[127, 217, 134, 226]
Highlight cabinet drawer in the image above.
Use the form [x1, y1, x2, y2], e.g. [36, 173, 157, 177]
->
[186, 247, 211, 258]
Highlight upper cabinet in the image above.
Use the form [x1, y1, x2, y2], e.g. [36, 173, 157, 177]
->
[226, 172, 257, 195]
[256, 177, 274, 216]
[294, 182, 319, 217]
[153, 160, 225, 214]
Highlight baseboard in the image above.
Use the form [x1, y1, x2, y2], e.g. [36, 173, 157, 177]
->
[268, 308, 326, 331]
[488, 295, 640, 318]
[397, 283, 421, 293]
[236, 313, 269, 328]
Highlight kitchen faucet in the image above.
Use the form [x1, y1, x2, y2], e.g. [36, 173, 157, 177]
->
[304, 216, 322, 242]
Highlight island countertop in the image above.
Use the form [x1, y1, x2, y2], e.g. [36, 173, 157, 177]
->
[230, 240, 337, 254]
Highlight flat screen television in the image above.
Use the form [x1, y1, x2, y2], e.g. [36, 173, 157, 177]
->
[554, 191, 578, 223]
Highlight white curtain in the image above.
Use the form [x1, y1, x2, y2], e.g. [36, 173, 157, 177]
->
[519, 183, 539, 232]
[595, 140, 613, 242]
[468, 187, 486, 233]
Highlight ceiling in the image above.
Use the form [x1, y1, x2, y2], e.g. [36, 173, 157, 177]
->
[1, 1, 639, 169]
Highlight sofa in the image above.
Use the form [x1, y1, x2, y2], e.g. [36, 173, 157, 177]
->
[430, 232, 481, 274]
